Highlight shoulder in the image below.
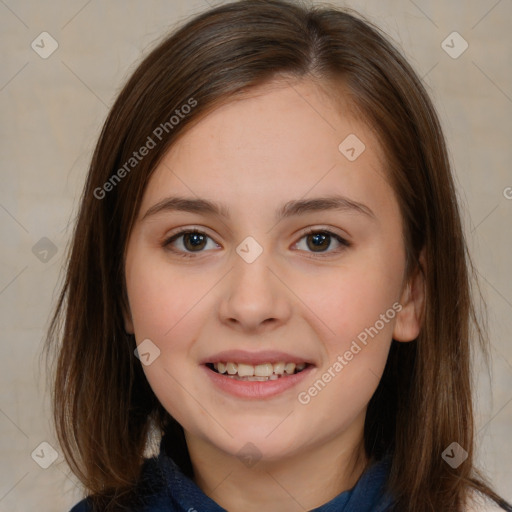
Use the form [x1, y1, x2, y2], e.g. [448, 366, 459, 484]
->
[69, 498, 90, 512]
[68, 494, 167, 512]
[67, 457, 169, 512]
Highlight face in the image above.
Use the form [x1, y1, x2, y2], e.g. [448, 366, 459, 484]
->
[123, 79, 423, 462]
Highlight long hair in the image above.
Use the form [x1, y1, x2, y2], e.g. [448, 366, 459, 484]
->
[43, 1, 511, 510]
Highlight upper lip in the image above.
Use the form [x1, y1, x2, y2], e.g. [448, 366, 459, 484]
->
[200, 349, 315, 366]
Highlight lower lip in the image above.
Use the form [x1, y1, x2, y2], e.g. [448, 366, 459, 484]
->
[202, 364, 315, 399]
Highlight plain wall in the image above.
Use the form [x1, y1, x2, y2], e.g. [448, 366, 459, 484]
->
[0, 0, 511, 510]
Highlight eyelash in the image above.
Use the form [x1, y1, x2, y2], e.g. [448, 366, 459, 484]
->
[162, 227, 351, 259]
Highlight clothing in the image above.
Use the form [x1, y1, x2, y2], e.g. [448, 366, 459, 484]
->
[70, 438, 395, 512]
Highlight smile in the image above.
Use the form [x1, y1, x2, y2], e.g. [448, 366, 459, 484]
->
[203, 361, 315, 399]
[207, 361, 308, 381]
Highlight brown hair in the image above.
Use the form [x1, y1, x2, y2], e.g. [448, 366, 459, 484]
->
[43, 1, 512, 510]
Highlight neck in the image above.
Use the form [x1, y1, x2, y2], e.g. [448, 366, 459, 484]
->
[184, 412, 369, 511]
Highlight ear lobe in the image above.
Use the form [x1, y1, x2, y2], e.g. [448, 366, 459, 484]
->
[393, 250, 426, 343]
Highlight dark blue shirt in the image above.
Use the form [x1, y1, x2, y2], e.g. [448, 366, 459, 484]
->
[70, 441, 395, 512]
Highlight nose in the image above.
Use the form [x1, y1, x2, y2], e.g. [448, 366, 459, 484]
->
[218, 248, 293, 333]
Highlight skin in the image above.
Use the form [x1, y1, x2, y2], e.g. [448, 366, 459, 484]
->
[123, 78, 425, 511]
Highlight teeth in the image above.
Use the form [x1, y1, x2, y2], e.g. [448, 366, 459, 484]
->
[212, 361, 307, 377]
[255, 363, 273, 377]
[284, 363, 296, 375]
[273, 362, 285, 375]
[237, 363, 254, 377]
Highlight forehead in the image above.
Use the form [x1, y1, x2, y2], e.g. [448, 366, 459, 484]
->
[139, 78, 393, 221]
[170, 78, 377, 166]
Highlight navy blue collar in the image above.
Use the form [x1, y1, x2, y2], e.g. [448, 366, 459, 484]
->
[137, 438, 396, 512]
[71, 439, 395, 511]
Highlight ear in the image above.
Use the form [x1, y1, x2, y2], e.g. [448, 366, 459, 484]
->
[393, 249, 426, 342]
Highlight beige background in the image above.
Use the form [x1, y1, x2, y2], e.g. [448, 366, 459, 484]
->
[1, 0, 511, 510]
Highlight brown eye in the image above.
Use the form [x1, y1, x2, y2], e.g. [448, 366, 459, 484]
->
[306, 232, 331, 252]
[182, 232, 207, 251]
[163, 229, 219, 258]
[295, 229, 350, 256]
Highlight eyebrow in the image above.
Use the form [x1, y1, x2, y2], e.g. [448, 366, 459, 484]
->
[141, 194, 376, 223]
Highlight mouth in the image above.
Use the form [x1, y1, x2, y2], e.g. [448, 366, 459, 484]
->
[200, 350, 316, 398]
[205, 361, 312, 381]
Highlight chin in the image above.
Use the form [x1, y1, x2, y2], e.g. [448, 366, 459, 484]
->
[211, 425, 306, 462]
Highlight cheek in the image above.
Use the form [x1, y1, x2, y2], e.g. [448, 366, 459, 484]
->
[307, 255, 403, 345]
[296, 266, 398, 423]
[125, 248, 202, 340]
[127, 276, 176, 339]
[125, 250, 213, 378]
[296, 242, 404, 407]
[125, 255, 211, 428]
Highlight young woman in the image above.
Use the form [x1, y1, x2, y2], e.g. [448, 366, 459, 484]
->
[44, 1, 512, 510]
